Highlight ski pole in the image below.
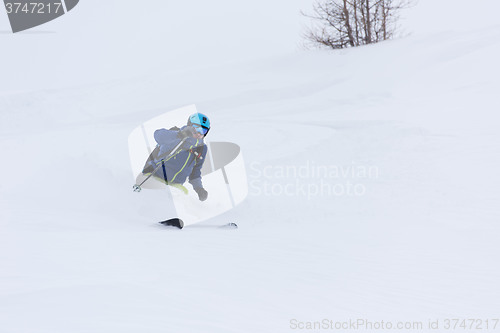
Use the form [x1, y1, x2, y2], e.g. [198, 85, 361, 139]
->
[133, 137, 187, 192]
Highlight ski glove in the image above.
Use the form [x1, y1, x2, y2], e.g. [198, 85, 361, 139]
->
[195, 187, 208, 201]
[177, 126, 197, 139]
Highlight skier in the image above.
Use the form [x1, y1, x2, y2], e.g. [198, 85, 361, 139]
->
[141, 113, 210, 201]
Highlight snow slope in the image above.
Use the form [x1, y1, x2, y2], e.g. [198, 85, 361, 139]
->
[1, 0, 500, 332]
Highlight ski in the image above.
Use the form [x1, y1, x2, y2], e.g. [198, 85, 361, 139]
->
[158, 219, 238, 230]
[159, 218, 184, 229]
[220, 222, 238, 229]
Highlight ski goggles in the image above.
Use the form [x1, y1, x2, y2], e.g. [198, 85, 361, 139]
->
[192, 123, 210, 136]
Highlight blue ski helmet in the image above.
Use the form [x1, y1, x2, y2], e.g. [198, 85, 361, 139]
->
[187, 113, 211, 136]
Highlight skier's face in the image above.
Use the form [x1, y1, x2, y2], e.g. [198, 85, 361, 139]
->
[190, 123, 209, 139]
[193, 132, 204, 140]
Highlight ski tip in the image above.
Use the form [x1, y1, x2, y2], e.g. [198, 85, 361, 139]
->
[220, 222, 238, 229]
[159, 218, 184, 229]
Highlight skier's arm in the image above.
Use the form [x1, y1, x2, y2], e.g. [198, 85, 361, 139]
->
[189, 145, 208, 189]
[154, 128, 199, 154]
[155, 127, 202, 146]
[154, 128, 179, 145]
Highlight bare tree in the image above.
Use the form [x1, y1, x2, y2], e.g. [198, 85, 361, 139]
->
[303, 0, 413, 49]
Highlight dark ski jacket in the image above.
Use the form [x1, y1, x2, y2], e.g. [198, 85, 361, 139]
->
[142, 126, 207, 189]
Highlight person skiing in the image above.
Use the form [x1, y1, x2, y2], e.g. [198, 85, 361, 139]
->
[141, 113, 210, 201]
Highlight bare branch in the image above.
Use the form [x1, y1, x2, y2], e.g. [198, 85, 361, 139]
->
[302, 0, 413, 49]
